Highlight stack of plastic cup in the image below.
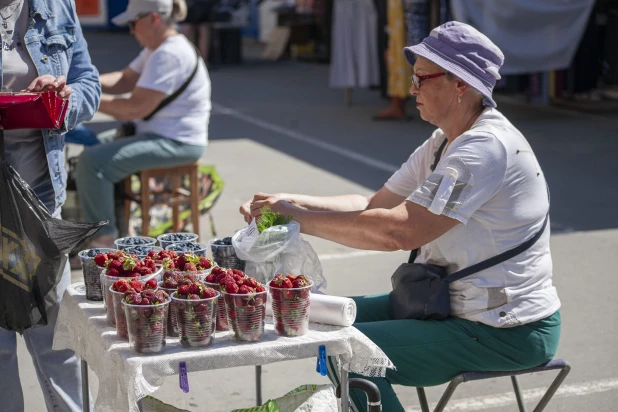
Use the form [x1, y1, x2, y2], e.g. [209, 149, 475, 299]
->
[222, 289, 267, 342]
[171, 291, 219, 348]
[100, 267, 163, 326]
[209, 238, 245, 271]
[202, 280, 229, 331]
[114, 236, 157, 251]
[157, 281, 179, 337]
[110, 287, 129, 339]
[78, 248, 116, 301]
[123, 298, 170, 354]
[270, 282, 312, 337]
[157, 233, 199, 249]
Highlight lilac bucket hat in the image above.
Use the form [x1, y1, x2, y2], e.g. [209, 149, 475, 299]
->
[404, 21, 504, 108]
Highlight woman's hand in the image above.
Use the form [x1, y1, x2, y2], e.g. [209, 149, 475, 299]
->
[240, 193, 297, 223]
[24, 75, 72, 99]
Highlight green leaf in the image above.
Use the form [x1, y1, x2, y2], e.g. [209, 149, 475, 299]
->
[257, 207, 293, 234]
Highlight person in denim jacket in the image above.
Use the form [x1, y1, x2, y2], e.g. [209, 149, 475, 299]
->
[0, 0, 100, 410]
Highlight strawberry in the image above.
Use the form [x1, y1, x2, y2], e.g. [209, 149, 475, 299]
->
[205, 273, 216, 283]
[292, 277, 310, 288]
[211, 267, 226, 277]
[183, 263, 197, 272]
[198, 257, 213, 269]
[108, 251, 124, 260]
[138, 267, 153, 276]
[130, 280, 143, 293]
[188, 283, 201, 295]
[200, 287, 217, 299]
[108, 259, 123, 272]
[141, 297, 151, 306]
[231, 269, 245, 277]
[286, 274, 297, 282]
[183, 273, 198, 282]
[243, 278, 258, 289]
[178, 285, 191, 296]
[142, 289, 156, 301]
[145, 278, 158, 290]
[218, 275, 233, 286]
[124, 292, 142, 305]
[147, 250, 157, 258]
[269, 274, 286, 288]
[238, 285, 254, 295]
[93, 254, 108, 267]
[107, 268, 120, 277]
[178, 277, 192, 286]
[225, 281, 239, 294]
[176, 254, 188, 269]
[281, 278, 293, 289]
[188, 294, 200, 300]
[162, 278, 178, 289]
[162, 270, 177, 281]
[255, 285, 265, 293]
[118, 283, 130, 293]
[154, 289, 169, 303]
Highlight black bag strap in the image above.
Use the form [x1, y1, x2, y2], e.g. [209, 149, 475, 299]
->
[142, 45, 200, 121]
[445, 211, 548, 283]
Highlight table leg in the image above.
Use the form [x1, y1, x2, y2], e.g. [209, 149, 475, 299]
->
[81, 359, 90, 412]
[339, 361, 349, 411]
[255, 365, 263, 405]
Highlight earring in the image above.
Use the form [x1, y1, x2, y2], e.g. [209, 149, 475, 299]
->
[457, 95, 462, 104]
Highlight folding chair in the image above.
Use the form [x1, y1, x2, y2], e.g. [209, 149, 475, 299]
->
[416, 359, 571, 412]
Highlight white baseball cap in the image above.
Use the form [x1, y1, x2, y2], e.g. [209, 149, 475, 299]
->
[111, 0, 173, 26]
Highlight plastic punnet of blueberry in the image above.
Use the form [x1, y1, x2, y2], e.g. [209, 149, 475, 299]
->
[159, 233, 198, 242]
[123, 246, 155, 256]
[166, 242, 205, 252]
[84, 248, 102, 258]
[212, 237, 232, 246]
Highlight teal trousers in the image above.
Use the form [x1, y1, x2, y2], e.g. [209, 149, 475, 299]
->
[328, 293, 561, 412]
[75, 130, 205, 238]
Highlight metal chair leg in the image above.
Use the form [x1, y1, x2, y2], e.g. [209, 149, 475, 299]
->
[416, 387, 431, 412]
[512, 375, 528, 412]
[434, 375, 464, 412]
[532, 363, 571, 412]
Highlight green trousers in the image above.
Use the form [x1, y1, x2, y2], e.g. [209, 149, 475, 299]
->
[75, 130, 205, 238]
[327, 293, 561, 412]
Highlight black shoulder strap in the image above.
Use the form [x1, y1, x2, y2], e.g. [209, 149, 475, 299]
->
[143, 45, 200, 121]
[445, 211, 549, 283]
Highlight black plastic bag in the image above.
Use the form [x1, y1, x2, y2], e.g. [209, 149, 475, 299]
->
[0, 131, 106, 333]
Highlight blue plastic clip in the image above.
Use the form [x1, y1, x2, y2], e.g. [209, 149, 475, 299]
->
[316, 345, 328, 376]
[179, 361, 190, 393]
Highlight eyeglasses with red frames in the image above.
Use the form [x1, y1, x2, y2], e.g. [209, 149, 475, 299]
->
[411, 72, 446, 89]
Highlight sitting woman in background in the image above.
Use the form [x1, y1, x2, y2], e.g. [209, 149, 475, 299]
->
[75, 0, 211, 249]
[240, 22, 561, 412]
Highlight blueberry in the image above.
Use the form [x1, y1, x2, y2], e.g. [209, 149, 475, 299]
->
[124, 246, 153, 256]
[169, 242, 204, 252]
[85, 248, 101, 257]
[121, 237, 151, 245]
[213, 237, 232, 246]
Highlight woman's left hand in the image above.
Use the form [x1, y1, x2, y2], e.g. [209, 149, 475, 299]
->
[249, 193, 299, 221]
[24, 75, 72, 99]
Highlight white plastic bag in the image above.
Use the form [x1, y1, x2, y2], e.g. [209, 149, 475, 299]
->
[232, 221, 326, 290]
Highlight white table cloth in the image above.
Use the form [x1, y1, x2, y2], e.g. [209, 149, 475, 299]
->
[53, 283, 394, 411]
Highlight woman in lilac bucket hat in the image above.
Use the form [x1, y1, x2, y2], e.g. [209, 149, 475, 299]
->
[241, 22, 560, 412]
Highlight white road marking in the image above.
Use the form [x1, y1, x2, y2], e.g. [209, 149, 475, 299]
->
[212, 103, 400, 173]
[406, 377, 618, 412]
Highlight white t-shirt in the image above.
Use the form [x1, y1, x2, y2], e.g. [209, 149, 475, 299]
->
[130, 34, 211, 146]
[385, 108, 560, 328]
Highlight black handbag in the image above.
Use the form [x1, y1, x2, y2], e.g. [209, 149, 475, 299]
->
[115, 45, 200, 139]
[389, 138, 550, 320]
[389, 212, 547, 320]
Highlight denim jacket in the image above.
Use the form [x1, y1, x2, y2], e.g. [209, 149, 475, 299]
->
[0, 0, 101, 213]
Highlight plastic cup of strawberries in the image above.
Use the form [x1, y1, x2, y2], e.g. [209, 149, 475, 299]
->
[122, 289, 171, 354]
[203, 266, 247, 331]
[158, 270, 201, 337]
[78, 248, 117, 301]
[110, 278, 158, 338]
[218, 272, 267, 342]
[269, 274, 312, 337]
[171, 282, 219, 348]
[96, 250, 162, 325]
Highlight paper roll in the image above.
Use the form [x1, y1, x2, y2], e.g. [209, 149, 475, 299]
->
[266, 292, 356, 327]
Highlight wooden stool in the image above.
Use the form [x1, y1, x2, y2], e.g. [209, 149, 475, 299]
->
[123, 163, 201, 238]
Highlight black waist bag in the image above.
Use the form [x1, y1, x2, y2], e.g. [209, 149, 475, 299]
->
[389, 213, 549, 321]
